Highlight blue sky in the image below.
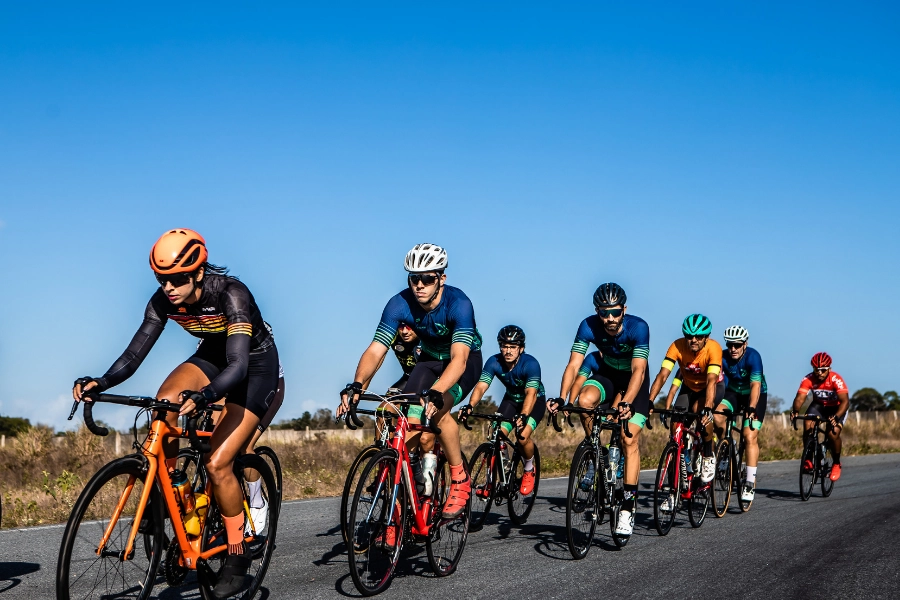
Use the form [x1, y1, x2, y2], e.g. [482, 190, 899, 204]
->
[1, 3, 898, 430]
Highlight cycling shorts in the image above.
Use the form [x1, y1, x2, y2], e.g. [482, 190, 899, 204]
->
[256, 376, 285, 433]
[585, 361, 651, 429]
[807, 402, 847, 424]
[403, 350, 483, 420]
[721, 389, 767, 430]
[187, 341, 279, 420]
[674, 381, 726, 413]
[497, 396, 546, 433]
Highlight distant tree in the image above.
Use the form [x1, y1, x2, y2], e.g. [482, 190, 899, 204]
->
[654, 394, 668, 411]
[0, 415, 32, 437]
[850, 388, 886, 412]
[766, 395, 784, 415]
[478, 395, 500, 414]
[884, 390, 900, 411]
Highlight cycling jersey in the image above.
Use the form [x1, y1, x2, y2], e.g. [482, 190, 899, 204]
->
[798, 371, 848, 407]
[662, 339, 723, 393]
[479, 353, 546, 403]
[374, 286, 482, 360]
[577, 351, 650, 428]
[721, 347, 767, 394]
[571, 314, 650, 370]
[101, 274, 274, 400]
[391, 334, 420, 376]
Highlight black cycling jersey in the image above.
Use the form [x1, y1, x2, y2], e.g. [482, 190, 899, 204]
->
[99, 274, 274, 399]
[391, 334, 420, 377]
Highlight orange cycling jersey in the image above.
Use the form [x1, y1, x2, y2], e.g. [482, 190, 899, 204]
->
[661, 338, 723, 392]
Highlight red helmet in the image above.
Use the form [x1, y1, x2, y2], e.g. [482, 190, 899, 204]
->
[811, 352, 832, 368]
[150, 229, 208, 274]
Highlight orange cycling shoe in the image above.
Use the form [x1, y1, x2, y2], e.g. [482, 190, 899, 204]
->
[519, 470, 536, 496]
[442, 471, 471, 519]
[802, 459, 814, 472]
[829, 463, 842, 481]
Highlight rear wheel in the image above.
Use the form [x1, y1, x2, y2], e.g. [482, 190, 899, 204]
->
[348, 450, 404, 596]
[799, 437, 817, 501]
[508, 445, 540, 525]
[653, 444, 678, 536]
[467, 443, 494, 531]
[426, 453, 469, 577]
[341, 445, 380, 545]
[820, 443, 835, 497]
[254, 446, 283, 506]
[688, 480, 710, 528]
[712, 440, 732, 517]
[565, 444, 597, 559]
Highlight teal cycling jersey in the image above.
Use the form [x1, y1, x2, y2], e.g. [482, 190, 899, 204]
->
[722, 346, 767, 394]
[571, 314, 650, 370]
[373, 285, 482, 360]
[479, 352, 545, 403]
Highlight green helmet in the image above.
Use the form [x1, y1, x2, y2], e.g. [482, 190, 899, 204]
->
[682, 314, 712, 337]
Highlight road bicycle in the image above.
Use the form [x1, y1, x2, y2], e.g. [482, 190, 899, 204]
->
[345, 390, 469, 596]
[462, 411, 541, 531]
[653, 407, 712, 535]
[712, 407, 756, 516]
[550, 402, 632, 559]
[56, 394, 278, 600]
[792, 414, 837, 501]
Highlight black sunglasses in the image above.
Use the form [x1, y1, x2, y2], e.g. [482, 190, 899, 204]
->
[597, 308, 624, 318]
[408, 273, 439, 286]
[726, 342, 745, 349]
[155, 272, 193, 288]
[685, 334, 708, 341]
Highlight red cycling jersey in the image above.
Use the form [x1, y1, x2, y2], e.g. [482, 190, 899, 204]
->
[798, 371, 848, 406]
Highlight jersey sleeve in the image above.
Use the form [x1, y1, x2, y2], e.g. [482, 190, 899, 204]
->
[448, 294, 478, 348]
[747, 349, 764, 383]
[706, 341, 722, 376]
[101, 295, 167, 388]
[831, 373, 848, 393]
[797, 375, 814, 395]
[478, 356, 499, 386]
[373, 294, 407, 348]
[661, 342, 680, 371]
[523, 356, 543, 390]
[570, 318, 593, 355]
[630, 318, 650, 361]
[204, 282, 254, 397]
[672, 369, 683, 388]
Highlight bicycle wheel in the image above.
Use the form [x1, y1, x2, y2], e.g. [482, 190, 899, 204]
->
[688, 479, 710, 528]
[197, 454, 278, 600]
[57, 456, 164, 600]
[341, 445, 380, 545]
[712, 440, 732, 517]
[565, 444, 597, 559]
[348, 450, 404, 596]
[820, 443, 835, 497]
[467, 442, 495, 531]
[653, 443, 679, 536]
[255, 446, 283, 504]
[609, 473, 629, 548]
[799, 436, 817, 501]
[508, 445, 540, 525]
[427, 452, 470, 577]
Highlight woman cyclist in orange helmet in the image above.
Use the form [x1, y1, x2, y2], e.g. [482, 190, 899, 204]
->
[72, 228, 280, 598]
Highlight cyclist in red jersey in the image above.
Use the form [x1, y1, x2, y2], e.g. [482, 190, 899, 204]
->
[789, 352, 849, 481]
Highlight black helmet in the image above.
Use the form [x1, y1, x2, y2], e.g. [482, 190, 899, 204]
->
[592, 283, 627, 308]
[497, 325, 526, 346]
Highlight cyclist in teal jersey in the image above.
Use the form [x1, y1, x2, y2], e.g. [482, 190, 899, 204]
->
[549, 283, 650, 538]
[459, 326, 546, 495]
[338, 243, 482, 519]
[717, 325, 767, 502]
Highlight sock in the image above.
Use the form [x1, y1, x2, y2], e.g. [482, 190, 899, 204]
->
[523, 457, 534, 472]
[247, 478, 264, 509]
[450, 463, 467, 482]
[746, 466, 757, 484]
[223, 513, 246, 555]
[622, 484, 638, 512]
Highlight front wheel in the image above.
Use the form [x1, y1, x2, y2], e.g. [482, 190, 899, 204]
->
[56, 456, 163, 600]
[688, 479, 710, 528]
[467, 443, 495, 531]
[565, 444, 597, 559]
[820, 443, 835, 497]
[712, 440, 732, 517]
[341, 445, 380, 545]
[426, 453, 470, 577]
[799, 436, 817, 501]
[508, 445, 540, 525]
[653, 444, 679, 536]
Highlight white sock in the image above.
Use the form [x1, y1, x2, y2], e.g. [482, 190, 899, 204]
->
[746, 466, 757, 484]
[248, 478, 265, 508]
[524, 457, 534, 472]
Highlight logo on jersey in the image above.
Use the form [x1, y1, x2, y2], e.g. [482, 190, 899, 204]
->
[394, 345, 405, 352]
[685, 363, 703, 375]
[434, 324, 449, 336]
[202, 306, 216, 312]
[178, 307, 187, 313]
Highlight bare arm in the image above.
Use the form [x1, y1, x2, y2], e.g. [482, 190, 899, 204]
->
[836, 391, 850, 421]
[361, 352, 388, 390]
[467, 381, 490, 408]
[790, 391, 807, 414]
[617, 357, 648, 409]
[559, 351, 586, 401]
[338, 341, 390, 415]
[647, 366, 672, 403]
[704, 372, 718, 409]
[431, 342, 471, 395]
[520, 387, 538, 418]
[748, 380, 762, 413]
[570, 373, 588, 405]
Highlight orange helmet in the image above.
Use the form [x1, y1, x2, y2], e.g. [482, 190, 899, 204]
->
[149, 229, 208, 274]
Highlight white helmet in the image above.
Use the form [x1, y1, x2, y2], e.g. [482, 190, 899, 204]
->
[723, 325, 749, 343]
[404, 243, 448, 273]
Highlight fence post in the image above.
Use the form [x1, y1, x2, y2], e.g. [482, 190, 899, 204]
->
[894, 410, 898, 421]
[305, 425, 310, 440]
[115, 432, 121, 455]
[854, 412, 860, 424]
[1, 434, 4, 448]
[781, 414, 786, 428]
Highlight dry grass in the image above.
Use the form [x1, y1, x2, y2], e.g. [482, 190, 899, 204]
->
[2, 417, 898, 528]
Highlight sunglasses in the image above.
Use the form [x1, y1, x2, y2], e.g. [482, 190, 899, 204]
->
[726, 342, 745, 349]
[155, 272, 193, 288]
[597, 308, 624, 318]
[685, 334, 708, 341]
[408, 273, 439, 286]
[815, 367, 830, 374]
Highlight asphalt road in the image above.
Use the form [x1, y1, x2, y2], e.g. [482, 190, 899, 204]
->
[3, 453, 899, 599]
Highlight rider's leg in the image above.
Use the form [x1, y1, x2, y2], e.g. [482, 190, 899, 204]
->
[243, 376, 285, 485]
[828, 425, 842, 464]
[156, 362, 212, 470]
[576, 383, 602, 437]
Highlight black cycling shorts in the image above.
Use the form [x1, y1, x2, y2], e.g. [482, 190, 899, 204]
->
[596, 361, 651, 420]
[257, 376, 285, 432]
[402, 349, 483, 407]
[674, 381, 726, 411]
[722, 388, 767, 425]
[187, 341, 279, 420]
[807, 402, 847, 424]
[498, 395, 547, 432]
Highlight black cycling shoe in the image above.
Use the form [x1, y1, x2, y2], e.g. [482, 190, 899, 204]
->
[212, 545, 253, 599]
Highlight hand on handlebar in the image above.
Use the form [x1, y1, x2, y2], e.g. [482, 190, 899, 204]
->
[701, 406, 713, 427]
[179, 389, 216, 416]
[337, 382, 363, 418]
[423, 389, 445, 420]
[616, 402, 633, 421]
[457, 404, 473, 423]
[72, 376, 106, 402]
[547, 397, 565, 415]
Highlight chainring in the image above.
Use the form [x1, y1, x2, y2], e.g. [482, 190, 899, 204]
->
[164, 540, 188, 586]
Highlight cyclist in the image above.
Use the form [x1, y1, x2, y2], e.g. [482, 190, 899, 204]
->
[72, 229, 279, 598]
[717, 325, 767, 503]
[460, 325, 546, 496]
[338, 243, 482, 532]
[649, 314, 724, 485]
[550, 283, 650, 538]
[789, 352, 849, 481]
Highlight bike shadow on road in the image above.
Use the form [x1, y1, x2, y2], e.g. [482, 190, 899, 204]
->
[332, 545, 439, 597]
[756, 487, 802, 502]
[0, 562, 40, 594]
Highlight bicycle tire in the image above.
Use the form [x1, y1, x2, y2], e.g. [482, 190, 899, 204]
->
[565, 444, 597, 559]
[427, 452, 470, 577]
[820, 443, 835, 497]
[467, 442, 495, 531]
[688, 479, 710, 528]
[197, 454, 278, 600]
[737, 456, 753, 513]
[341, 445, 381, 545]
[799, 436, 817, 501]
[348, 449, 404, 596]
[508, 445, 540, 525]
[255, 446, 283, 504]
[56, 456, 164, 600]
[653, 443, 679, 536]
[712, 439, 732, 517]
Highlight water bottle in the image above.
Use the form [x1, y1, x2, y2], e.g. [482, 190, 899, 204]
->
[184, 493, 209, 537]
[410, 453, 426, 495]
[422, 451, 437, 497]
[170, 469, 195, 515]
[608, 446, 622, 480]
